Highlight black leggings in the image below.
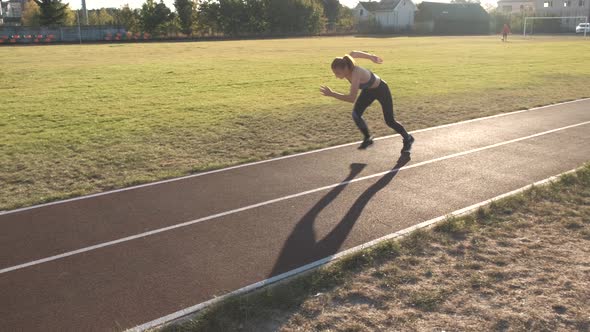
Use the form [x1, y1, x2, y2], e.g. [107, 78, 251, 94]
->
[352, 80, 410, 140]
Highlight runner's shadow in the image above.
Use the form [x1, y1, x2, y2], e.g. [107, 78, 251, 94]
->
[269, 153, 411, 277]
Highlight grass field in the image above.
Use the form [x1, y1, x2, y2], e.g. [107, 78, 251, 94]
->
[161, 164, 590, 332]
[2, 35, 590, 210]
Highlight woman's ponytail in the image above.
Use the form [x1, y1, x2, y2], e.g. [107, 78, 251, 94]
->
[331, 54, 356, 71]
[343, 54, 356, 70]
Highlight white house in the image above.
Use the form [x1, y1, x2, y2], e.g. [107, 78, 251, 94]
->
[354, 0, 417, 30]
[354, 1, 378, 23]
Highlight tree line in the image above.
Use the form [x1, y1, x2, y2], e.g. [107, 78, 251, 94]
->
[20, 0, 355, 36]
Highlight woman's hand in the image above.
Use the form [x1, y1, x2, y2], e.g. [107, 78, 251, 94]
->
[320, 85, 334, 97]
[371, 55, 383, 64]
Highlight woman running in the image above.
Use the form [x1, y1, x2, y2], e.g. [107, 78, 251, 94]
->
[320, 51, 414, 153]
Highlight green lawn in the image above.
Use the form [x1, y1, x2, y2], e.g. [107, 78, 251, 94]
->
[1, 35, 590, 210]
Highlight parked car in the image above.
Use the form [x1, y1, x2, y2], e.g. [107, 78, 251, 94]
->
[576, 23, 590, 33]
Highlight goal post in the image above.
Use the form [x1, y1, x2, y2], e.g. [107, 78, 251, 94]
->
[523, 16, 588, 37]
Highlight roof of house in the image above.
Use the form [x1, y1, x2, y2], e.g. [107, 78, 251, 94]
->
[417, 2, 490, 20]
[379, 0, 403, 10]
[358, 1, 382, 11]
[358, 0, 405, 12]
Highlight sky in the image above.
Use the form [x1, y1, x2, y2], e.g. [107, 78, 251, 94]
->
[66, 0, 498, 11]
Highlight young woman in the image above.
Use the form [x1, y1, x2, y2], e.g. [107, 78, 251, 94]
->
[320, 51, 414, 153]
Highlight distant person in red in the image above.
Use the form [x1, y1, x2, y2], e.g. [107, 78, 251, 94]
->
[502, 24, 511, 42]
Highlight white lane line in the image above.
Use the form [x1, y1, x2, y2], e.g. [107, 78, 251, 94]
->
[2, 97, 588, 216]
[1, 120, 588, 275]
[127, 166, 583, 331]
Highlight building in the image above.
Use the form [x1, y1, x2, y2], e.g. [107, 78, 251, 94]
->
[532, 0, 589, 30]
[533, 0, 589, 18]
[1, 0, 27, 26]
[497, 0, 535, 13]
[355, 1, 378, 23]
[354, 0, 417, 31]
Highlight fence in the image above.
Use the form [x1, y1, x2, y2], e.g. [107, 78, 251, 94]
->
[0, 25, 361, 45]
[0, 25, 153, 44]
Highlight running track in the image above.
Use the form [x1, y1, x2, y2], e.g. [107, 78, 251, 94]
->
[1, 99, 589, 331]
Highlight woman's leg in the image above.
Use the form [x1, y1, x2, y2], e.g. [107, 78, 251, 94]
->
[352, 89, 376, 140]
[375, 82, 410, 140]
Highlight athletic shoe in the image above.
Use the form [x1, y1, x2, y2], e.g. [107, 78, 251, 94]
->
[358, 136, 374, 150]
[401, 135, 415, 153]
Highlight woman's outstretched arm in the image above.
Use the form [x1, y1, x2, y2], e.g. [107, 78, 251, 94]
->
[349, 51, 383, 64]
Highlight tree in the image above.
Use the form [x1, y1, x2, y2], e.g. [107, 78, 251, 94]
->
[21, 0, 41, 27]
[196, 0, 221, 34]
[322, 0, 340, 30]
[174, 0, 196, 35]
[266, 0, 325, 34]
[88, 11, 98, 25]
[140, 0, 173, 35]
[196, 0, 325, 36]
[217, 0, 248, 36]
[33, 0, 69, 26]
[88, 8, 114, 25]
[63, 7, 77, 25]
[115, 5, 140, 32]
[162, 12, 181, 36]
[335, 6, 354, 32]
[99, 8, 115, 25]
[244, 0, 269, 33]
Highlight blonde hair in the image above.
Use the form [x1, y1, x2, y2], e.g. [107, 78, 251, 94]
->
[331, 54, 356, 71]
